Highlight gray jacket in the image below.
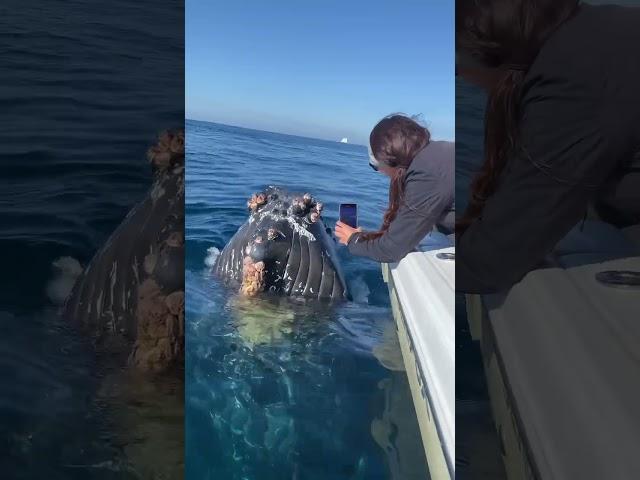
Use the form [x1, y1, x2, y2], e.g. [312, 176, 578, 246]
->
[348, 140, 455, 263]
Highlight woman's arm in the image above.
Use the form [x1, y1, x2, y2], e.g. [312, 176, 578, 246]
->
[347, 169, 453, 263]
[456, 150, 594, 293]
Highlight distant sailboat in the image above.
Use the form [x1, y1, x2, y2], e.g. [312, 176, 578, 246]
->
[340, 137, 348, 144]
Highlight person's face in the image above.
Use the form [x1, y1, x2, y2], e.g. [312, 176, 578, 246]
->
[368, 159, 395, 177]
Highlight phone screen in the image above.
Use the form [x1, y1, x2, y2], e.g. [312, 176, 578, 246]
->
[339, 203, 358, 228]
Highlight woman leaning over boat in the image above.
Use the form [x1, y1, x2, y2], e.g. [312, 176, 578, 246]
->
[455, 0, 640, 293]
[334, 114, 455, 263]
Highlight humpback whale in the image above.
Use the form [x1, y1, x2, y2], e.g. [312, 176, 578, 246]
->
[61, 129, 185, 372]
[213, 187, 350, 302]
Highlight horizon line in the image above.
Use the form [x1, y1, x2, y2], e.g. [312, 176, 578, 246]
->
[185, 117, 368, 147]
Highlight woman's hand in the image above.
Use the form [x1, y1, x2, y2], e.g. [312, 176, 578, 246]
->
[335, 221, 362, 246]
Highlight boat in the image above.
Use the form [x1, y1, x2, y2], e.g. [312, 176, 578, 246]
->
[465, 220, 640, 479]
[382, 231, 455, 480]
[340, 137, 348, 143]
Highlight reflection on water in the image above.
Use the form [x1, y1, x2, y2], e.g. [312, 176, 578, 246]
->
[186, 267, 428, 480]
[372, 323, 431, 480]
[228, 296, 297, 348]
[1, 0, 184, 477]
[96, 370, 184, 479]
[0, 310, 183, 479]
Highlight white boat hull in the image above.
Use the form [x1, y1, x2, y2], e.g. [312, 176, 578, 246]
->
[383, 232, 455, 479]
[466, 221, 640, 479]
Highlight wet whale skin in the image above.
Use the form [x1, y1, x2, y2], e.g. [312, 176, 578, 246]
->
[213, 187, 349, 302]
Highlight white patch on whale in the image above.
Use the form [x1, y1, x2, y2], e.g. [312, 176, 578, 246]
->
[258, 210, 317, 242]
[285, 218, 316, 241]
[350, 275, 371, 304]
[205, 247, 221, 268]
[150, 183, 165, 203]
[46, 257, 83, 305]
[108, 261, 118, 332]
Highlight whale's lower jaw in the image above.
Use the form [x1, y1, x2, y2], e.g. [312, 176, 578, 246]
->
[213, 187, 349, 302]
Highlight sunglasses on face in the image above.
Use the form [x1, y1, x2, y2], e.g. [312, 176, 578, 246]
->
[367, 144, 380, 172]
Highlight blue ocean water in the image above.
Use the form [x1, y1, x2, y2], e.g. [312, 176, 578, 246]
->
[0, 1, 184, 478]
[454, 79, 507, 478]
[455, 80, 485, 213]
[185, 119, 429, 480]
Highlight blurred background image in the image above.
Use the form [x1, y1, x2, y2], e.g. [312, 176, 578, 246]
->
[456, 0, 640, 478]
[0, 1, 184, 478]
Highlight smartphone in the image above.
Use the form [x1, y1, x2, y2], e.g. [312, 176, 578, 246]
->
[339, 203, 358, 228]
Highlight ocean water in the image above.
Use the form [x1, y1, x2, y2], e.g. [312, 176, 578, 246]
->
[185, 119, 429, 480]
[0, 1, 184, 478]
[454, 79, 507, 478]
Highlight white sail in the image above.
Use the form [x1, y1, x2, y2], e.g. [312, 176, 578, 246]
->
[340, 137, 348, 143]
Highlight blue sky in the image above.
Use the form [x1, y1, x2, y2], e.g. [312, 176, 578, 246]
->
[186, 1, 454, 144]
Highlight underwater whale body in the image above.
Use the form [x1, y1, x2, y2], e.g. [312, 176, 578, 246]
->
[61, 129, 185, 372]
[213, 187, 350, 301]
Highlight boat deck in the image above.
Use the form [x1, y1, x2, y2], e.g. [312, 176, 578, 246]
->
[466, 221, 640, 479]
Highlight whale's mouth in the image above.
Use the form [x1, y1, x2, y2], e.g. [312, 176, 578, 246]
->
[213, 187, 349, 302]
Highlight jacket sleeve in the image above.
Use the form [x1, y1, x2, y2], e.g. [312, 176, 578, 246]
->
[456, 80, 632, 294]
[347, 167, 453, 263]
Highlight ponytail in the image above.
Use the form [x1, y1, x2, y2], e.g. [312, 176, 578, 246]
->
[455, 0, 581, 234]
[359, 167, 407, 241]
[456, 68, 525, 233]
[358, 114, 429, 242]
